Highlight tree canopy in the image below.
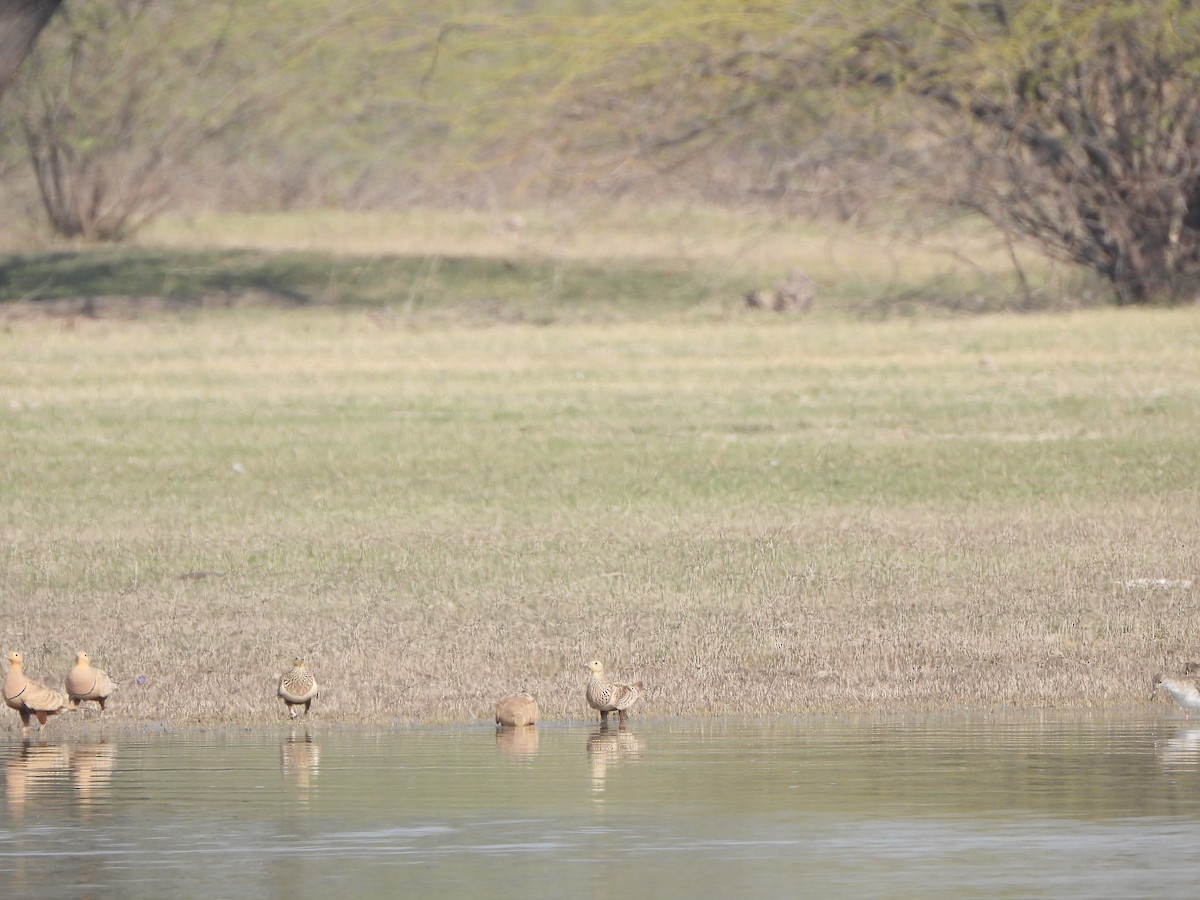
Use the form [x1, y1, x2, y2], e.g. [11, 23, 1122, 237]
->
[7, 0, 1200, 303]
[847, 0, 1200, 302]
[537, 0, 1200, 302]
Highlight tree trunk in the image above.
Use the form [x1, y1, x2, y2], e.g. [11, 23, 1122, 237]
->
[0, 0, 61, 97]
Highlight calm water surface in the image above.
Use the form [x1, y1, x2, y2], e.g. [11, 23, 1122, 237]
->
[1, 711, 1198, 898]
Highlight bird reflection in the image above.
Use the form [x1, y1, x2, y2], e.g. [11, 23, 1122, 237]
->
[1158, 725, 1200, 769]
[4, 742, 70, 818]
[587, 724, 643, 794]
[495, 724, 539, 758]
[70, 743, 118, 812]
[281, 730, 320, 794]
[4, 741, 117, 819]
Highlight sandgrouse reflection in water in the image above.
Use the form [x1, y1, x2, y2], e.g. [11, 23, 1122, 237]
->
[4, 742, 69, 819]
[4, 741, 116, 819]
[495, 724, 540, 757]
[281, 730, 320, 794]
[71, 743, 118, 811]
[587, 725, 643, 794]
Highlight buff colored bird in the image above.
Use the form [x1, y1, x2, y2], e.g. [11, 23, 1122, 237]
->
[3, 652, 72, 736]
[65, 652, 114, 711]
[1150, 662, 1200, 717]
[278, 658, 319, 718]
[495, 692, 538, 727]
[585, 659, 642, 724]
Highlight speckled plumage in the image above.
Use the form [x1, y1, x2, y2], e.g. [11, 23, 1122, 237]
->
[278, 659, 318, 718]
[1151, 667, 1200, 716]
[4, 652, 72, 735]
[66, 652, 114, 711]
[585, 660, 642, 724]
[495, 692, 538, 727]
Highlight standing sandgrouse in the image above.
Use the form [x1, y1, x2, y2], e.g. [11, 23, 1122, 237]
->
[65, 652, 114, 711]
[585, 659, 642, 725]
[4, 652, 72, 736]
[278, 658, 319, 719]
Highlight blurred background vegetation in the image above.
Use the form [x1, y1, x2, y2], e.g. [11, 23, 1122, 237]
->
[3, 1, 1200, 307]
[1, 1, 902, 221]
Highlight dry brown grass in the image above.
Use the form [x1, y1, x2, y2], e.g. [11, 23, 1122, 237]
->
[3, 503, 1197, 731]
[1, 307, 1197, 730]
[139, 204, 1052, 301]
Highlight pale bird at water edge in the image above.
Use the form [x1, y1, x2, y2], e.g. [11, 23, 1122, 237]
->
[585, 659, 642, 725]
[65, 652, 114, 711]
[3, 651, 72, 737]
[1150, 661, 1200, 717]
[278, 658, 319, 718]
[495, 692, 538, 727]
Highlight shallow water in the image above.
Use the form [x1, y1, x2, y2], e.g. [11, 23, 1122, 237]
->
[1, 711, 1198, 898]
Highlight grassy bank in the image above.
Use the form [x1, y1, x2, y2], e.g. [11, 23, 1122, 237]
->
[1, 305, 1197, 728]
[1, 205, 1077, 321]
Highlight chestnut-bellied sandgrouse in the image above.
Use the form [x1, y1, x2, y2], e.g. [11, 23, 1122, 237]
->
[65, 652, 114, 711]
[585, 659, 641, 725]
[278, 658, 318, 718]
[4, 651, 71, 736]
